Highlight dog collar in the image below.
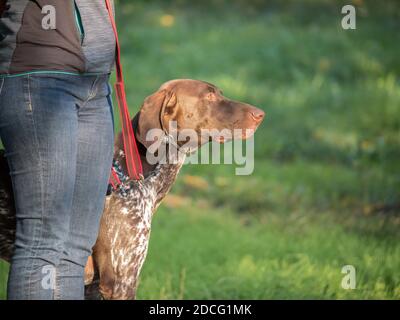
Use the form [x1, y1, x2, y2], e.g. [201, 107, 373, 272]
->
[162, 132, 194, 155]
[108, 151, 144, 197]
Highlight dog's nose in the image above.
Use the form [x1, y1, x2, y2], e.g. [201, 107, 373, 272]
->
[250, 109, 265, 123]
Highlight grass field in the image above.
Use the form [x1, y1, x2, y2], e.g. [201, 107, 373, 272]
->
[1, 0, 399, 299]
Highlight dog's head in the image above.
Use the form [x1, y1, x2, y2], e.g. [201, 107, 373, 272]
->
[135, 79, 265, 151]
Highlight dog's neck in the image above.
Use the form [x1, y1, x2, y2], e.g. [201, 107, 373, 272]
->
[113, 113, 186, 179]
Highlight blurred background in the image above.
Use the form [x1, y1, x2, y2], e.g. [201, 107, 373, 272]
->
[1, 0, 399, 299]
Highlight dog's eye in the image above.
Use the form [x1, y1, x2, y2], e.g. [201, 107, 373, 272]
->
[206, 92, 217, 101]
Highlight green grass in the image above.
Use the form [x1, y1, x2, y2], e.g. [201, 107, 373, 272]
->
[137, 206, 400, 299]
[1, 0, 399, 299]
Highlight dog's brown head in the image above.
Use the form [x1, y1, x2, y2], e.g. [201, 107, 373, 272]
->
[135, 79, 265, 150]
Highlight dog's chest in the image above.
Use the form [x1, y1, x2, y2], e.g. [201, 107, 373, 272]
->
[99, 158, 185, 288]
[103, 182, 156, 276]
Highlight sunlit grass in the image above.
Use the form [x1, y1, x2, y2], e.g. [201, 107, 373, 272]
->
[136, 206, 400, 299]
[0, 0, 399, 299]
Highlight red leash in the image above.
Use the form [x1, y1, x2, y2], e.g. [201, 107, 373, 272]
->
[105, 0, 143, 181]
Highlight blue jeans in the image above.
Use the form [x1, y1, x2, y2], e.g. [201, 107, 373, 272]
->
[0, 73, 115, 299]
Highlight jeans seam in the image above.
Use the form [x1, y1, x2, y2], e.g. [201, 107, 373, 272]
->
[107, 84, 115, 133]
[82, 75, 100, 107]
[26, 75, 33, 112]
[0, 78, 4, 117]
[24, 75, 48, 297]
[0, 78, 4, 96]
[54, 266, 60, 300]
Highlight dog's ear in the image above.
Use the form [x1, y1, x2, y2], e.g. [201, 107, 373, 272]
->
[136, 89, 177, 149]
[161, 92, 178, 130]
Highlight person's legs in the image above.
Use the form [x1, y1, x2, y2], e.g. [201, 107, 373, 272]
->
[0, 74, 80, 299]
[0, 74, 113, 299]
[56, 76, 114, 300]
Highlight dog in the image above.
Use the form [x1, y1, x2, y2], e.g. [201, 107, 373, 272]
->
[0, 79, 265, 299]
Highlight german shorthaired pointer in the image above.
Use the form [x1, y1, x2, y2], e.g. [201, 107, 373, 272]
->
[0, 79, 265, 299]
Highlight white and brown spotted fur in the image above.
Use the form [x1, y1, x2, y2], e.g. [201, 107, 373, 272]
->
[0, 79, 265, 299]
